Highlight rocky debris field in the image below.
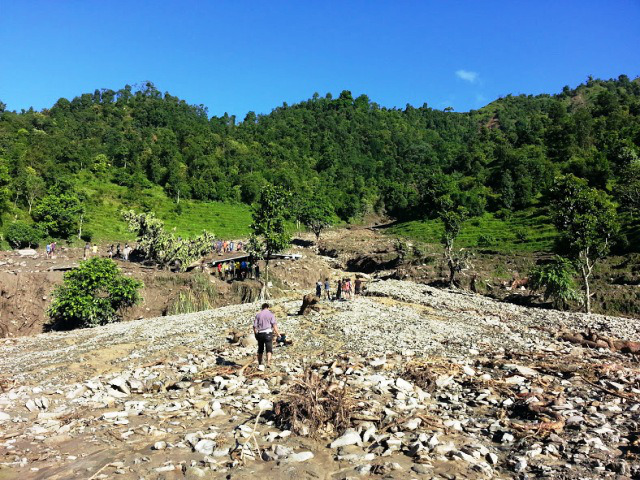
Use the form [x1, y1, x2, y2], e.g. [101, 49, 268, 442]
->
[1, 279, 640, 479]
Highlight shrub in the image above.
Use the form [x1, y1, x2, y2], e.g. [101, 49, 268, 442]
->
[167, 273, 217, 315]
[48, 258, 143, 330]
[477, 233, 497, 247]
[514, 228, 528, 242]
[529, 256, 581, 310]
[6, 221, 41, 248]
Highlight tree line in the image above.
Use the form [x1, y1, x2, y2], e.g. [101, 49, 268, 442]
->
[0, 75, 639, 243]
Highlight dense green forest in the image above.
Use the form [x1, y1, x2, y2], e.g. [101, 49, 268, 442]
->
[0, 75, 639, 249]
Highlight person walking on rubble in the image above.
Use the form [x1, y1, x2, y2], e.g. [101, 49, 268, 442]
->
[324, 278, 331, 300]
[253, 303, 280, 371]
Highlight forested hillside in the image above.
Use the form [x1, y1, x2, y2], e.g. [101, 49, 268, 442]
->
[0, 75, 639, 247]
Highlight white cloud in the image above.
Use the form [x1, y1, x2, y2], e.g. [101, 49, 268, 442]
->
[455, 69, 479, 83]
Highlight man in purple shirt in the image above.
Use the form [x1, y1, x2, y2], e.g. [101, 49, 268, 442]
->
[253, 303, 280, 370]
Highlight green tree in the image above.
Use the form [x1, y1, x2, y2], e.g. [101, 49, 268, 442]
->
[529, 256, 581, 310]
[32, 192, 85, 239]
[122, 210, 215, 271]
[549, 175, 619, 313]
[618, 158, 640, 218]
[249, 184, 291, 293]
[23, 167, 46, 214]
[440, 206, 469, 286]
[5, 221, 42, 248]
[48, 258, 143, 330]
[0, 159, 10, 223]
[298, 197, 336, 243]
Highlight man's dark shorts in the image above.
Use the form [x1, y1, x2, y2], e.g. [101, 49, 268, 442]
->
[256, 332, 273, 354]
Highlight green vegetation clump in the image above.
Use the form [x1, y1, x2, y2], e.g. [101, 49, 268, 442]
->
[32, 192, 84, 240]
[167, 273, 217, 315]
[5, 221, 41, 248]
[549, 175, 619, 313]
[48, 258, 143, 330]
[249, 185, 292, 286]
[123, 210, 215, 271]
[529, 256, 582, 310]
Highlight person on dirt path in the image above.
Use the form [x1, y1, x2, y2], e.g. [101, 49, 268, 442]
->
[354, 277, 365, 295]
[217, 262, 223, 278]
[123, 244, 131, 261]
[253, 303, 280, 371]
[92, 244, 98, 256]
[316, 280, 322, 297]
[45, 243, 51, 259]
[107, 245, 114, 259]
[336, 279, 342, 301]
[116, 243, 121, 258]
[83, 242, 90, 260]
[324, 278, 331, 300]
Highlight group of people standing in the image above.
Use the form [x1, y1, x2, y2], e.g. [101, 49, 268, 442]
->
[216, 259, 259, 281]
[85, 242, 132, 261]
[214, 240, 244, 255]
[44, 242, 57, 258]
[316, 276, 366, 301]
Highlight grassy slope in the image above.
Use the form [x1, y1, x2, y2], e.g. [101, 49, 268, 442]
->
[386, 208, 556, 253]
[0, 176, 254, 248]
[79, 178, 254, 243]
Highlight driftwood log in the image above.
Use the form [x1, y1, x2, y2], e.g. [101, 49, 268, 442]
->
[560, 329, 640, 354]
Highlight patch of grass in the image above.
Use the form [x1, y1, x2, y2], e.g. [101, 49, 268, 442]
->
[167, 273, 218, 315]
[387, 208, 557, 254]
[74, 174, 254, 244]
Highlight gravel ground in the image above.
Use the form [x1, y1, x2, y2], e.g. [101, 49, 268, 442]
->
[1, 279, 639, 479]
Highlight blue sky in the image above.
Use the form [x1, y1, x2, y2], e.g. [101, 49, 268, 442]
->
[1, 1, 639, 118]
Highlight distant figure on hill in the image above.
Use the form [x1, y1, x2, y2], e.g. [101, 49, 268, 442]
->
[45, 243, 51, 259]
[324, 278, 331, 300]
[92, 244, 98, 256]
[83, 242, 90, 260]
[107, 245, 114, 259]
[123, 244, 131, 261]
[336, 279, 342, 301]
[316, 280, 322, 297]
[116, 243, 121, 258]
[253, 303, 280, 371]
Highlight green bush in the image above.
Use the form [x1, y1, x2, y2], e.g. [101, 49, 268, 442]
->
[6, 221, 41, 248]
[529, 256, 581, 310]
[48, 258, 143, 330]
[514, 228, 528, 242]
[477, 233, 497, 247]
